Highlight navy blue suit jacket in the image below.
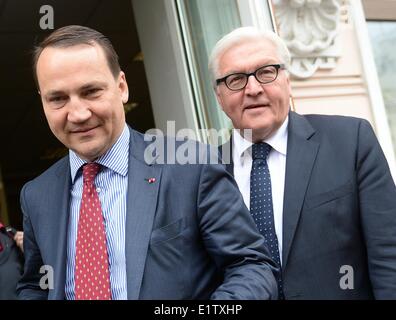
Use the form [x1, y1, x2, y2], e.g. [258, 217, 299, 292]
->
[17, 127, 277, 299]
[223, 112, 396, 299]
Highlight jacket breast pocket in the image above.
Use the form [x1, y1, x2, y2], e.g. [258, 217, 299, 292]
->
[305, 180, 354, 210]
[150, 218, 186, 246]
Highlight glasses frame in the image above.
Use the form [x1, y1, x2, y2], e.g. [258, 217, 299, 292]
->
[216, 63, 286, 91]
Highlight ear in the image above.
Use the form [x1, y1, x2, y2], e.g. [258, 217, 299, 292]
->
[118, 71, 129, 103]
[38, 90, 45, 105]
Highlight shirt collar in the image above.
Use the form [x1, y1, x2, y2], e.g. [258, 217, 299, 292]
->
[69, 124, 130, 183]
[232, 116, 289, 159]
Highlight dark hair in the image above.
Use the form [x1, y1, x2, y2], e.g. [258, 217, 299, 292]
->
[33, 25, 121, 88]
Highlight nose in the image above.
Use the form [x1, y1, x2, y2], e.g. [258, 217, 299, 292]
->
[67, 96, 92, 123]
[244, 74, 263, 96]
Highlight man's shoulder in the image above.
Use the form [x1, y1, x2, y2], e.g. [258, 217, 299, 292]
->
[23, 156, 69, 192]
[300, 113, 370, 131]
[292, 112, 373, 140]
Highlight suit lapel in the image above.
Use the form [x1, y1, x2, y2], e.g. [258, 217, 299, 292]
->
[125, 129, 162, 299]
[282, 112, 319, 268]
[48, 158, 71, 299]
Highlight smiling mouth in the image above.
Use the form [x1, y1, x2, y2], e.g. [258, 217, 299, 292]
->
[71, 126, 99, 134]
[244, 104, 269, 110]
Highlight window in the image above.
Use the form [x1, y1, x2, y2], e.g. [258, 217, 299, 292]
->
[364, 0, 396, 157]
[176, 0, 242, 143]
[367, 21, 396, 156]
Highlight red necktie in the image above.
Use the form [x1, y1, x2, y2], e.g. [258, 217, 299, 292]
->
[75, 163, 111, 300]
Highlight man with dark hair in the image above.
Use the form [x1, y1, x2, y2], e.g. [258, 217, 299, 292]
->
[17, 25, 278, 300]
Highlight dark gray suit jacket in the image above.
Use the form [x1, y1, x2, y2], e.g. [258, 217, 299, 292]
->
[0, 227, 23, 299]
[17, 127, 278, 300]
[223, 111, 396, 299]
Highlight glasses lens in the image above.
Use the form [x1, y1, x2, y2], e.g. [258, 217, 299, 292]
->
[256, 65, 278, 83]
[226, 73, 247, 90]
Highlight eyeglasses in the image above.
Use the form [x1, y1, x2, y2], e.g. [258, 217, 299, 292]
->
[216, 64, 286, 91]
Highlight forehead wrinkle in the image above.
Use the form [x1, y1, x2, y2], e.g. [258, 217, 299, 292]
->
[220, 59, 280, 78]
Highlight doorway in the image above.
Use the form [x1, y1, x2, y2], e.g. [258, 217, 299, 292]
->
[0, 0, 155, 228]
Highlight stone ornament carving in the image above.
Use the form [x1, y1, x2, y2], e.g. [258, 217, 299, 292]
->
[273, 0, 342, 78]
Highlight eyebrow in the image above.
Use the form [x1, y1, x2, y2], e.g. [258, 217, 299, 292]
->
[44, 90, 66, 100]
[43, 81, 108, 98]
[79, 81, 108, 92]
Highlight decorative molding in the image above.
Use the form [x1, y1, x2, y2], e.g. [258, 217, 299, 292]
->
[273, 0, 343, 78]
[291, 75, 366, 98]
[340, 0, 350, 24]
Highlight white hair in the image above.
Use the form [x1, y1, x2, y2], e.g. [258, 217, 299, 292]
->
[208, 26, 291, 87]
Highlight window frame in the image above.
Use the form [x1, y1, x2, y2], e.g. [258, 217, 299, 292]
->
[359, 0, 396, 179]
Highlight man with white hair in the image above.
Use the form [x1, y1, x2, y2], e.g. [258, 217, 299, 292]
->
[211, 26, 396, 299]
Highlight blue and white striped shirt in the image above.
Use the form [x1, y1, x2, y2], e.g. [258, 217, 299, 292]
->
[65, 125, 130, 300]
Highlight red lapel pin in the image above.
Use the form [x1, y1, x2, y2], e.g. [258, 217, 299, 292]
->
[145, 177, 156, 184]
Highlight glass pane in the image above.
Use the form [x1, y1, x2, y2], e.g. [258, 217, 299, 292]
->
[177, 0, 241, 144]
[367, 21, 396, 156]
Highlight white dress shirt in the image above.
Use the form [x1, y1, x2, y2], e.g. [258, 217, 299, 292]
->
[232, 117, 288, 264]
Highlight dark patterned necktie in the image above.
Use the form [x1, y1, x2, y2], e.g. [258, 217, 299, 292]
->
[250, 143, 284, 299]
[75, 163, 111, 300]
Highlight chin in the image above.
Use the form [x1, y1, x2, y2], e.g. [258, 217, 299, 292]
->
[243, 121, 271, 132]
[72, 145, 102, 161]
[252, 125, 275, 140]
